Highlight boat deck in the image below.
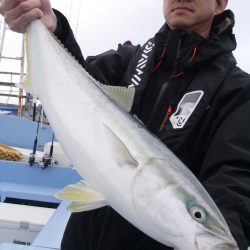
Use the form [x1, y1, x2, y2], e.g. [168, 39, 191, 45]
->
[0, 115, 81, 250]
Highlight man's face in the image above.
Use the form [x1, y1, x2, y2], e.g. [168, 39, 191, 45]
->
[163, 0, 227, 38]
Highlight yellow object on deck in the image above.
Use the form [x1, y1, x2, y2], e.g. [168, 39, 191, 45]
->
[0, 144, 23, 161]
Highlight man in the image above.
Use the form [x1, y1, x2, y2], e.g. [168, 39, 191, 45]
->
[1, 0, 250, 249]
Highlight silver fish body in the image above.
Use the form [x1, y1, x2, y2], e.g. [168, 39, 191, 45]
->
[24, 20, 239, 250]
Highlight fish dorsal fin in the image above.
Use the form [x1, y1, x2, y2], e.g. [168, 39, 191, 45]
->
[22, 30, 34, 94]
[103, 123, 138, 168]
[23, 20, 82, 94]
[101, 84, 135, 112]
[56, 181, 107, 212]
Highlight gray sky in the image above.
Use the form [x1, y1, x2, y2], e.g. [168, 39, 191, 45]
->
[0, 1, 250, 77]
[50, 0, 250, 72]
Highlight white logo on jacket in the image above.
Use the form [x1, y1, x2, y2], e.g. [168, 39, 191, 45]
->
[170, 91, 204, 129]
[129, 41, 155, 88]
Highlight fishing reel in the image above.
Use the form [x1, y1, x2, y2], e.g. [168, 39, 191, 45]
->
[42, 153, 54, 169]
[28, 153, 36, 166]
[29, 152, 54, 169]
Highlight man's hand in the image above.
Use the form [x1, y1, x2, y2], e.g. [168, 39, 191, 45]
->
[0, 0, 57, 33]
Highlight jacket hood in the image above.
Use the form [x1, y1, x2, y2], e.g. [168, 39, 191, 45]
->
[153, 9, 236, 74]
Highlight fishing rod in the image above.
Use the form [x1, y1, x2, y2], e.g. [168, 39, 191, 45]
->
[29, 106, 42, 166]
[32, 96, 37, 121]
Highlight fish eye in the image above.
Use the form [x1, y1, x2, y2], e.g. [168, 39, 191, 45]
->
[189, 205, 207, 223]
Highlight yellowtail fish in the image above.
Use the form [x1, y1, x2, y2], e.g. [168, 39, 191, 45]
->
[23, 20, 239, 250]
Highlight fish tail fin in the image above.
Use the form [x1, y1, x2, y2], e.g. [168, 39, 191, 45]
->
[56, 181, 108, 212]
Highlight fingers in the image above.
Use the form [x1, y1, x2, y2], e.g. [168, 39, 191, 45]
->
[0, 0, 57, 33]
[5, 0, 41, 21]
[1, 0, 43, 33]
[0, 0, 25, 14]
[8, 8, 43, 33]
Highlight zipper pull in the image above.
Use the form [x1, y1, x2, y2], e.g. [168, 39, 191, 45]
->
[159, 105, 172, 132]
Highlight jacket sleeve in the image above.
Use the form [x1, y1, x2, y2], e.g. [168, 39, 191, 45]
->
[199, 100, 250, 249]
[53, 9, 140, 86]
[53, 9, 85, 66]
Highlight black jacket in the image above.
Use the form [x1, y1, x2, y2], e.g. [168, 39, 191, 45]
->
[55, 9, 250, 250]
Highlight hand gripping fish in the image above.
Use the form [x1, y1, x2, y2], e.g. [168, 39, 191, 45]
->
[24, 20, 239, 250]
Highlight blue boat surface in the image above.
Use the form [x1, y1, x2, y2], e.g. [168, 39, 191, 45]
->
[0, 114, 81, 250]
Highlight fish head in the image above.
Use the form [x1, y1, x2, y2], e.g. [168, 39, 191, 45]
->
[185, 199, 239, 250]
[132, 158, 239, 250]
[162, 194, 238, 249]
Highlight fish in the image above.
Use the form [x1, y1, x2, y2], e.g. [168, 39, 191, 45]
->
[23, 20, 239, 250]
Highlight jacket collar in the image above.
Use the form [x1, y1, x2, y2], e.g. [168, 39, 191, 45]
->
[152, 9, 236, 74]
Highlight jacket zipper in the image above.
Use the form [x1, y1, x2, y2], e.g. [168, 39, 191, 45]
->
[171, 39, 183, 77]
[147, 81, 169, 128]
[148, 38, 183, 131]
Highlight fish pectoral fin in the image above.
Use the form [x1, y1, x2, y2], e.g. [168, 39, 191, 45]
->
[103, 123, 138, 168]
[101, 84, 135, 112]
[56, 181, 108, 212]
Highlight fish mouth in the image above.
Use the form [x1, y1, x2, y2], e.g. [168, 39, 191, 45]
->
[208, 225, 238, 247]
[194, 224, 238, 250]
[194, 236, 238, 250]
[209, 243, 239, 250]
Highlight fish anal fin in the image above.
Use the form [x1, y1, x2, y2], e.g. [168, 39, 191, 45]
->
[103, 123, 138, 168]
[68, 201, 108, 213]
